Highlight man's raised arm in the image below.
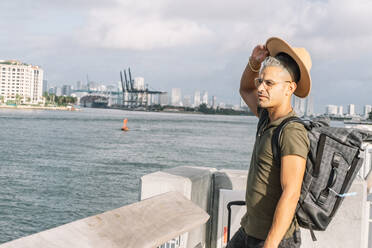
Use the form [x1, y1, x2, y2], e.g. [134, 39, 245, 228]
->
[239, 45, 269, 117]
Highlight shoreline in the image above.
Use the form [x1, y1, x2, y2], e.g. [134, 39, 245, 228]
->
[0, 105, 80, 111]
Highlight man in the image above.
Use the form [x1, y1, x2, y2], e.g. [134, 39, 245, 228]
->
[227, 37, 312, 248]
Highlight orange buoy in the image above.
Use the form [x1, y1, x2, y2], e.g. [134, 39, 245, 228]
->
[121, 118, 129, 131]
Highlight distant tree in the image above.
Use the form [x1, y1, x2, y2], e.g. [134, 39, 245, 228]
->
[368, 111, 372, 120]
[0, 96, 4, 104]
[15, 94, 21, 105]
[198, 103, 216, 114]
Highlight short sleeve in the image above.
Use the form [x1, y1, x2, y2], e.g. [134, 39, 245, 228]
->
[279, 122, 310, 159]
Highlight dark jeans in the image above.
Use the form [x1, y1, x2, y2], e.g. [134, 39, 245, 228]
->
[226, 227, 301, 248]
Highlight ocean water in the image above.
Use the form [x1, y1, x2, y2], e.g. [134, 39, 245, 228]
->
[0, 108, 257, 244]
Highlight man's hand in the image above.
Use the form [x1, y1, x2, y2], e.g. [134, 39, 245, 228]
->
[251, 45, 269, 66]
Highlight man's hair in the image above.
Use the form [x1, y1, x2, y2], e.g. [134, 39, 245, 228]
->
[260, 53, 301, 83]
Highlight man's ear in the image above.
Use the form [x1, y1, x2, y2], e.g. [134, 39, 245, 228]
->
[288, 82, 297, 95]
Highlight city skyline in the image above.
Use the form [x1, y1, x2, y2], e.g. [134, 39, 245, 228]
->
[45, 78, 372, 115]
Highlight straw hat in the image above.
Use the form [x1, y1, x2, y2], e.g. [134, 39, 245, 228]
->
[265, 37, 312, 98]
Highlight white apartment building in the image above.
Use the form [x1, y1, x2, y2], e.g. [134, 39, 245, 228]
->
[0, 60, 43, 104]
[212, 96, 217, 109]
[171, 88, 182, 106]
[347, 104, 356, 116]
[326, 105, 338, 115]
[202, 91, 208, 105]
[194, 91, 200, 107]
[364, 105, 372, 118]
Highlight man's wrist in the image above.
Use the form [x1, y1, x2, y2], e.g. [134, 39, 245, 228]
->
[248, 56, 261, 72]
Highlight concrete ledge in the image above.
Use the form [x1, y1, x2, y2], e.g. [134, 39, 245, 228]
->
[0, 191, 210, 248]
[140, 166, 216, 248]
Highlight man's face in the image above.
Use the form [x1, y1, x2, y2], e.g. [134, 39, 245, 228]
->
[256, 66, 294, 109]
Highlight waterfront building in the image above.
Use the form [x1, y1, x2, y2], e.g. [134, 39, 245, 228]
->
[134, 77, 145, 90]
[88, 81, 98, 91]
[292, 96, 304, 116]
[212, 96, 217, 109]
[304, 94, 314, 117]
[42, 80, 48, 94]
[194, 91, 200, 107]
[338, 106, 344, 116]
[290, 93, 314, 117]
[348, 104, 356, 116]
[0, 60, 44, 104]
[326, 105, 338, 115]
[171, 88, 182, 106]
[55, 87, 62, 96]
[364, 105, 372, 119]
[150, 94, 159, 105]
[62, 85, 72, 96]
[202, 91, 208, 105]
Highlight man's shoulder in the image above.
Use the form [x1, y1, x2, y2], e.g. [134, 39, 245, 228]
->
[283, 121, 307, 132]
[281, 121, 309, 141]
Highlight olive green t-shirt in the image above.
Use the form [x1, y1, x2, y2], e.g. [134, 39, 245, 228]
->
[240, 107, 310, 240]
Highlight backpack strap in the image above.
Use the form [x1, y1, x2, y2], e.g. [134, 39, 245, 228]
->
[271, 116, 304, 167]
[271, 116, 318, 242]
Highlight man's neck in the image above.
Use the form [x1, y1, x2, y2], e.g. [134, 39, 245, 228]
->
[266, 105, 293, 123]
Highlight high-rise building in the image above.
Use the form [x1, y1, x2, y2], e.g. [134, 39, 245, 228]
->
[212, 96, 217, 109]
[292, 96, 304, 115]
[194, 91, 200, 107]
[42, 80, 48, 94]
[338, 106, 343, 116]
[326, 105, 338, 115]
[48, 86, 56, 95]
[348, 104, 355, 116]
[363, 105, 372, 118]
[55, 87, 62, 96]
[0, 60, 44, 103]
[303, 94, 314, 117]
[160, 92, 168, 106]
[202, 91, 208, 105]
[171, 88, 181, 106]
[150, 94, 158, 105]
[62, 85, 72, 96]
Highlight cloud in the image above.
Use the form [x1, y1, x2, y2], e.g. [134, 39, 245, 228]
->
[80, 0, 213, 50]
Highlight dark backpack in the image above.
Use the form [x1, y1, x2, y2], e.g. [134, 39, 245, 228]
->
[270, 114, 372, 241]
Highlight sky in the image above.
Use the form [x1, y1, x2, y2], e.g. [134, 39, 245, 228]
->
[1, 0, 372, 113]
